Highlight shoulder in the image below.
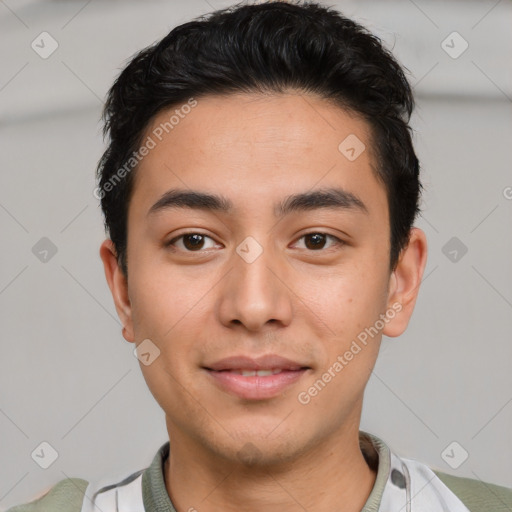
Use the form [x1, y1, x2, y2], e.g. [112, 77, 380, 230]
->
[433, 469, 512, 512]
[5, 478, 88, 512]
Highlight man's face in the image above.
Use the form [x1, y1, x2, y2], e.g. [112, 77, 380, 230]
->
[104, 92, 413, 465]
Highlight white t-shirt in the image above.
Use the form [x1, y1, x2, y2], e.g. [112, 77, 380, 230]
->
[80, 431, 471, 512]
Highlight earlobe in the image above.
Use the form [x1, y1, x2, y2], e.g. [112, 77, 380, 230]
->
[99, 239, 135, 343]
[383, 228, 428, 338]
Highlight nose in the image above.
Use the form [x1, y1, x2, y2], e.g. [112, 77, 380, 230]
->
[216, 241, 293, 332]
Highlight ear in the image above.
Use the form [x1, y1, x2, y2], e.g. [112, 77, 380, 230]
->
[99, 239, 135, 343]
[382, 227, 428, 338]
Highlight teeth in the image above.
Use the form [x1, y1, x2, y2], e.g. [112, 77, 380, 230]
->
[232, 369, 283, 376]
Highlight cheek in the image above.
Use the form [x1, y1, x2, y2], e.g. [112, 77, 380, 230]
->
[309, 277, 385, 407]
[128, 266, 217, 390]
[305, 260, 388, 331]
[302, 261, 388, 383]
[128, 261, 205, 337]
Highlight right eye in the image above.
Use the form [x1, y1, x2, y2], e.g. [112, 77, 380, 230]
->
[166, 233, 220, 252]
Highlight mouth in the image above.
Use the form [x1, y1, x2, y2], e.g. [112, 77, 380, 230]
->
[219, 368, 292, 376]
[203, 354, 311, 400]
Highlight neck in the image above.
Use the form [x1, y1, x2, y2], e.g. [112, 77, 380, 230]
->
[163, 427, 377, 512]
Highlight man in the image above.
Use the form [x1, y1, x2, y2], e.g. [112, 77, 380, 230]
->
[8, 1, 512, 511]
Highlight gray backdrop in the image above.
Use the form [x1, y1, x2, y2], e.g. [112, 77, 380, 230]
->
[1, 0, 511, 509]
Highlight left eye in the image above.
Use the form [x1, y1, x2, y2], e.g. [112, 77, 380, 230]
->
[293, 233, 343, 251]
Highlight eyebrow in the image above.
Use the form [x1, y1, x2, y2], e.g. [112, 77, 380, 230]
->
[147, 187, 369, 218]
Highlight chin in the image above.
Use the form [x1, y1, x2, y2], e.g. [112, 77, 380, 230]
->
[213, 430, 306, 469]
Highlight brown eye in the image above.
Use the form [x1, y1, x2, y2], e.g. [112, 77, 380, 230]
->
[182, 234, 205, 250]
[304, 233, 327, 250]
[167, 233, 217, 252]
[294, 232, 344, 251]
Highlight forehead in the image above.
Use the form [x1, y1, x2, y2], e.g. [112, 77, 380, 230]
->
[130, 92, 387, 221]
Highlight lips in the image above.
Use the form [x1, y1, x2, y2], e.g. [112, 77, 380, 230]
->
[204, 354, 307, 372]
[228, 369, 284, 376]
[203, 354, 310, 400]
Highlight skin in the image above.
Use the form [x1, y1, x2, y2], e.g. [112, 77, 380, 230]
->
[100, 92, 428, 512]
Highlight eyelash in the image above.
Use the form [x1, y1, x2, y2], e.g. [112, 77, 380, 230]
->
[166, 232, 345, 252]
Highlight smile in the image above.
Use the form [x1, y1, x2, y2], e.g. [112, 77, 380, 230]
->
[223, 369, 284, 376]
[204, 367, 309, 400]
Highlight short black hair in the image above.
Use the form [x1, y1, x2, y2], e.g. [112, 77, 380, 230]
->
[96, 0, 421, 276]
